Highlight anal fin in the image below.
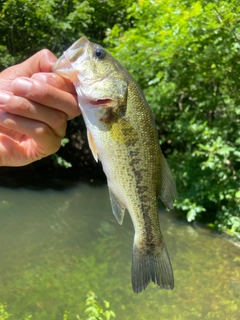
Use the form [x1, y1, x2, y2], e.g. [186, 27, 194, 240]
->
[108, 188, 126, 225]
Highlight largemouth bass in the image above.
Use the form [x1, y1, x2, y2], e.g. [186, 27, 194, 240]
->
[52, 36, 177, 294]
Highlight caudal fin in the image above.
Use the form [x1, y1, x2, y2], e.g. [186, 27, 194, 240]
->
[131, 240, 174, 294]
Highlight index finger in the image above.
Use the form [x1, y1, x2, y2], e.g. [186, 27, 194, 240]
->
[31, 73, 76, 95]
[11, 77, 80, 120]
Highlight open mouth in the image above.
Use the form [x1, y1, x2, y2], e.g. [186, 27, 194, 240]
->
[89, 98, 113, 106]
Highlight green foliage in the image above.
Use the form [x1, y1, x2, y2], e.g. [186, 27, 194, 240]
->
[0, 0, 94, 68]
[52, 138, 72, 168]
[0, 0, 134, 69]
[0, 304, 11, 320]
[52, 154, 72, 168]
[0, 291, 115, 320]
[106, 0, 240, 235]
[81, 0, 134, 43]
[82, 291, 115, 320]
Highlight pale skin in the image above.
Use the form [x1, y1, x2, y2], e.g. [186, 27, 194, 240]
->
[0, 49, 80, 166]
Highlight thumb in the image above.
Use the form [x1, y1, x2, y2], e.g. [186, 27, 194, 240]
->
[0, 49, 57, 81]
[17, 49, 57, 75]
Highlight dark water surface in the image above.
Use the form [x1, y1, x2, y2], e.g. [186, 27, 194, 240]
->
[0, 183, 239, 320]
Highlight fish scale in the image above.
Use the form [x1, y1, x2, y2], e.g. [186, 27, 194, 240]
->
[52, 36, 177, 293]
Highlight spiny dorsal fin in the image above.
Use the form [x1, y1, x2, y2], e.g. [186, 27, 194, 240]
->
[108, 188, 126, 225]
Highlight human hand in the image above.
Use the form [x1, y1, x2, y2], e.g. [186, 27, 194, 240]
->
[0, 49, 80, 166]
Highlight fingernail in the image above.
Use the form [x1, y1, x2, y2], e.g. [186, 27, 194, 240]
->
[12, 78, 32, 95]
[0, 92, 10, 105]
[31, 73, 48, 82]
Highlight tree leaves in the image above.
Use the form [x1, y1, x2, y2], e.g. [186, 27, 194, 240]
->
[0, 0, 94, 68]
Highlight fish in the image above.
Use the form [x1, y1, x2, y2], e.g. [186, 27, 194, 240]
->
[52, 36, 177, 294]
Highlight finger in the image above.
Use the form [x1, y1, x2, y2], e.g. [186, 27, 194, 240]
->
[11, 77, 80, 120]
[0, 92, 67, 138]
[0, 112, 64, 155]
[31, 73, 76, 94]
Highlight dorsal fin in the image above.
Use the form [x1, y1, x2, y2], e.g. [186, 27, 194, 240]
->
[158, 153, 177, 210]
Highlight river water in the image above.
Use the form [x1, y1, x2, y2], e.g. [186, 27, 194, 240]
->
[0, 182, 239, 320]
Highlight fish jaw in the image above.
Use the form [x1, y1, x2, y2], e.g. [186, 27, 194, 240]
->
[51, 36, 89, 81]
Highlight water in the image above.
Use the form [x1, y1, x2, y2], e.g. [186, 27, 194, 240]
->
[0, 183, 239, 320]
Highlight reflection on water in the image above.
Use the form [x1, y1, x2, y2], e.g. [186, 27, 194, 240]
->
[0, 183, 239, 320]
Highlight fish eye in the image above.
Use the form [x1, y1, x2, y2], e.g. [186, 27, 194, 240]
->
[95, 48, 106, 59]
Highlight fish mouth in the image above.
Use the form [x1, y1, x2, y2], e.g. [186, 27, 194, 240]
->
[51, 36, 89, 76]
[88, 98, 113, 106]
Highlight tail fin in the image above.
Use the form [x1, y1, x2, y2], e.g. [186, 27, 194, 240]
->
[131, 240, 174, 294]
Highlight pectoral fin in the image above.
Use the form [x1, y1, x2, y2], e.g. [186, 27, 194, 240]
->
[158, 152, 177, 210]
[108, 188, 126, 225]
[87, 129, 98, 162]
[109, 112, 138, 145]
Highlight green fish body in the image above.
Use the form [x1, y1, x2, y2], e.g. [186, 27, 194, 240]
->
[52, 36, 177, 293]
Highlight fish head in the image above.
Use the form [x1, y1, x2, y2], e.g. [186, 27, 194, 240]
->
[52, 36, 128, 108]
